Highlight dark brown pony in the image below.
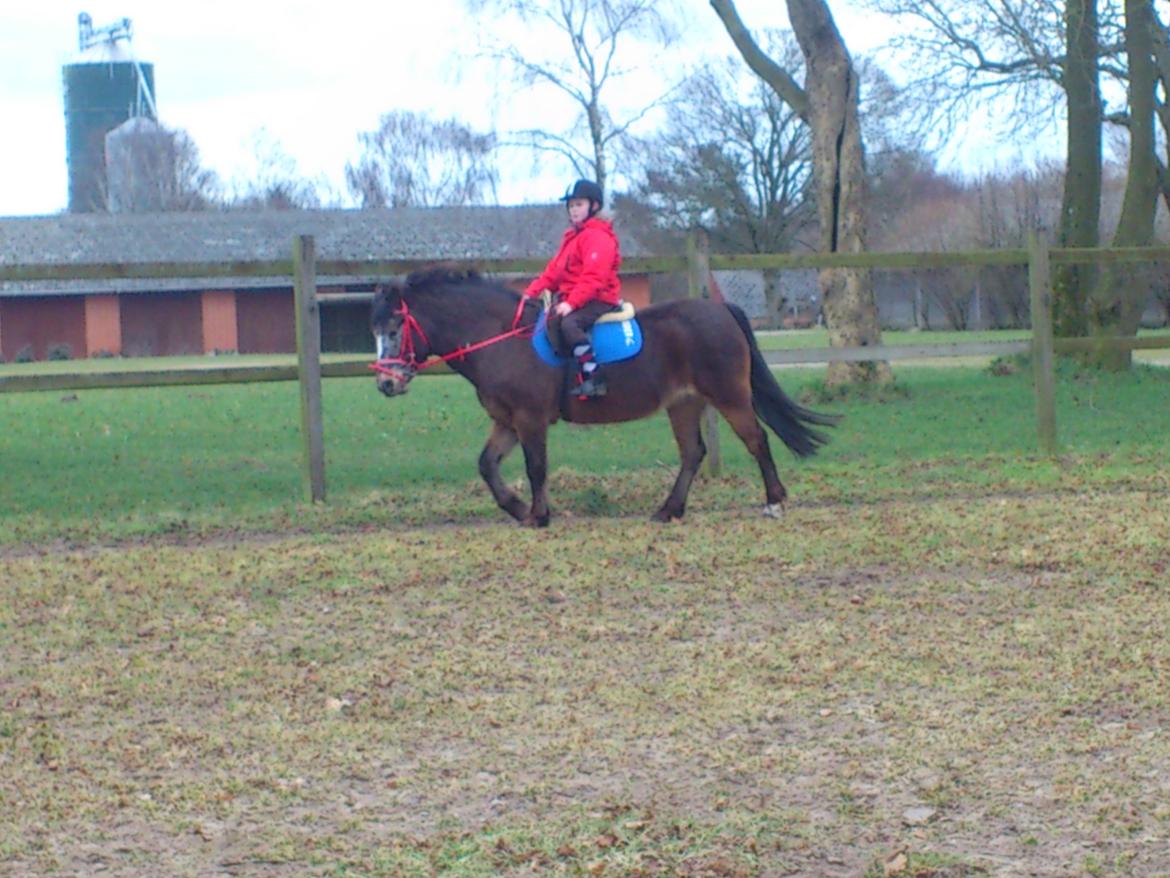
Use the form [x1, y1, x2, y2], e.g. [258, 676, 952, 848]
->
[371, 267, 837, 526]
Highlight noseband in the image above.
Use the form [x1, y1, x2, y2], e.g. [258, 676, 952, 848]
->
[370, 296, 534, 377]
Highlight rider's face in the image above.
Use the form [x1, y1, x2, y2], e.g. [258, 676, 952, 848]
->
[567, 197, 592, 226]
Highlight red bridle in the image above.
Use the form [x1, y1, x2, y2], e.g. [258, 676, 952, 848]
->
[370, 296, 533, 377]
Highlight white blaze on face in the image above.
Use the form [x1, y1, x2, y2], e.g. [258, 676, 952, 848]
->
[375, 331, 394, 360]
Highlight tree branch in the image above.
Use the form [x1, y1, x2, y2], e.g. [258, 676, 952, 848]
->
[708, 0, 809, 119]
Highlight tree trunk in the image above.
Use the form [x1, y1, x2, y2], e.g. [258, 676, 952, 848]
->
[787, 0, 890, 384]
[586, 98, 608, 195]
[1086, 0, 1159, 369]
[1053, 0, 1102, 339]
[1145, 8, 1170, 216]
[709, 0, 889, 385]
[762, 268, 784, 328]
[914, 280, 927, 330]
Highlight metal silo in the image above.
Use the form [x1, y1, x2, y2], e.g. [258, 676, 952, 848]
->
[63, 13, 157, 212]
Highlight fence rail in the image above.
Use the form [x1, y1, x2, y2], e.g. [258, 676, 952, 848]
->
[4, 234, 1170, 500]
[5, 244, 1170, 283]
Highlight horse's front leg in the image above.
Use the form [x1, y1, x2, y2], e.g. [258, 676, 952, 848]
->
[478, 421, 528, 522]
[517, 422, 551, 528]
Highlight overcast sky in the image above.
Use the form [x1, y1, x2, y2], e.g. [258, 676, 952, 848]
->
[0, 0, 1058, 217]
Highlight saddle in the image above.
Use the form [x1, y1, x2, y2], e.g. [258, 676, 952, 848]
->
[531, 301, 643, 367]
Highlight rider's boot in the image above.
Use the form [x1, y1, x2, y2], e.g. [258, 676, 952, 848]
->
[573, 344, 607, 399]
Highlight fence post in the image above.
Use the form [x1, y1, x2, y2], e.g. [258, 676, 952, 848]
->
[294, 234, 326, 503]
[1028, 228, 1058, 456]
[687, 227, 722, 476]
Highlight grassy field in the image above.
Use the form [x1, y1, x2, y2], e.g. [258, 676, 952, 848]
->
[2, 351, 1170, 545]
[2, 358, 1170, 876]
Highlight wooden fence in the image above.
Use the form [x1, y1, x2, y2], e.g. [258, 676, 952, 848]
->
[3, 232, 1170, 502]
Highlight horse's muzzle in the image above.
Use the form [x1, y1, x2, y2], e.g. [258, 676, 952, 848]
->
[375, 365, 414, 397]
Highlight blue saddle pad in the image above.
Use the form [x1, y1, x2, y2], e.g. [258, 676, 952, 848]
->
[532, 309, 643, 367]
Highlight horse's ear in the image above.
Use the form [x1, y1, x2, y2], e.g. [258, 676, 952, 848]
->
[370, 283, 397, 326]
[372, 282, 398, 302]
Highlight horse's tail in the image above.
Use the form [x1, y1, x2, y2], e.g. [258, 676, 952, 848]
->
[725, 303, 840, 457]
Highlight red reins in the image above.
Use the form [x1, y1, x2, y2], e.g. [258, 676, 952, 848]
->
[370, 296, 533, 376]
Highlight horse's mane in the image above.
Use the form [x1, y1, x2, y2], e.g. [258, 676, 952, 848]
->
[405, 264, 481, 291]
[405, 264, 521, 306]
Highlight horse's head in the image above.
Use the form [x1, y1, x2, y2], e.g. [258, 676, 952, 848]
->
[370, 282, 423, 397]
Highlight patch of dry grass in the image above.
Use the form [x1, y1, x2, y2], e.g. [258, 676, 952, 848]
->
[2, 488, 1169, 876]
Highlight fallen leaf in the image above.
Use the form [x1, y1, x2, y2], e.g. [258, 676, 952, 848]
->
[883, 849, 908, 875]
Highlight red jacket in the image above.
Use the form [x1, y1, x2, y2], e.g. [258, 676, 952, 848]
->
[523, 216, 622, 309]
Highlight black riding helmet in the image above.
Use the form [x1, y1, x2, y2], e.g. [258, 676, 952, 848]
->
[560, 179, 604, 209]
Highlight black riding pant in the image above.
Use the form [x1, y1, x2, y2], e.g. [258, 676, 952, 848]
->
[551, 300, 617, 355]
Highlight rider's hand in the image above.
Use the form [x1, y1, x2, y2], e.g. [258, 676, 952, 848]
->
[554, 301, 573, 318]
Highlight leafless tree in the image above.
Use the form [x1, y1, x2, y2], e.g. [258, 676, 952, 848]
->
[102, 118, 220, 212]
[868, 150, 966, 251]
[227, 130, 327, 210]
[975, 165, 1063, 326]
[873, 164, 980, 329]
[464, 0, 679, 196]
[858, 0, 1090, 331]
[710, 0, 891, 386]
[632, 34, 815, 327]
[1088, 0, 1161, 367]
[346, 111, 499, 208]
[857, 0, 1168, 366]
[1151, 6, 1170, 208]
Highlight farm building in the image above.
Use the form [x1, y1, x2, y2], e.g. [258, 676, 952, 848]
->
[0, 207, 656, 362]
[7, 209, 1160, 360]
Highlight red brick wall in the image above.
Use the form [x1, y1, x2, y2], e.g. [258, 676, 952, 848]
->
[84, 295, 122, 356]
[200, 291, 239, 354]
[621, 274, 651, 309]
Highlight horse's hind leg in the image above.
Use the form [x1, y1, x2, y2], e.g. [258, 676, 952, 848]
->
[654, 396, 708, 522]
[717, 403, 788, 515]
[478, 421, 528, 521]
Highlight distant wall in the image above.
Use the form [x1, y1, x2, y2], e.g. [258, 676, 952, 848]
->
[237, 290, 295, 354]
[1, 297, 86, 360]
[622, 275, 651, 309]
[121, 292, 201, 357]
[0, 272, 657, 362]
[84, 295, 122, 355]
[201, 291, 239, 354]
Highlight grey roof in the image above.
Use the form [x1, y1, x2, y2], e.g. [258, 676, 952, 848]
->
[0, 206, 650, 296]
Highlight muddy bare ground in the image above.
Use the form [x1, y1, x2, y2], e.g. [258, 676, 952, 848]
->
[2, 491, 1169, 876]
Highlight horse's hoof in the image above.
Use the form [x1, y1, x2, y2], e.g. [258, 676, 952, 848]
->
[502, 499, 528, 521]
[521, 514, 550, 528]
[652, 508, 683, 523]
[762, 503, 784, 519]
